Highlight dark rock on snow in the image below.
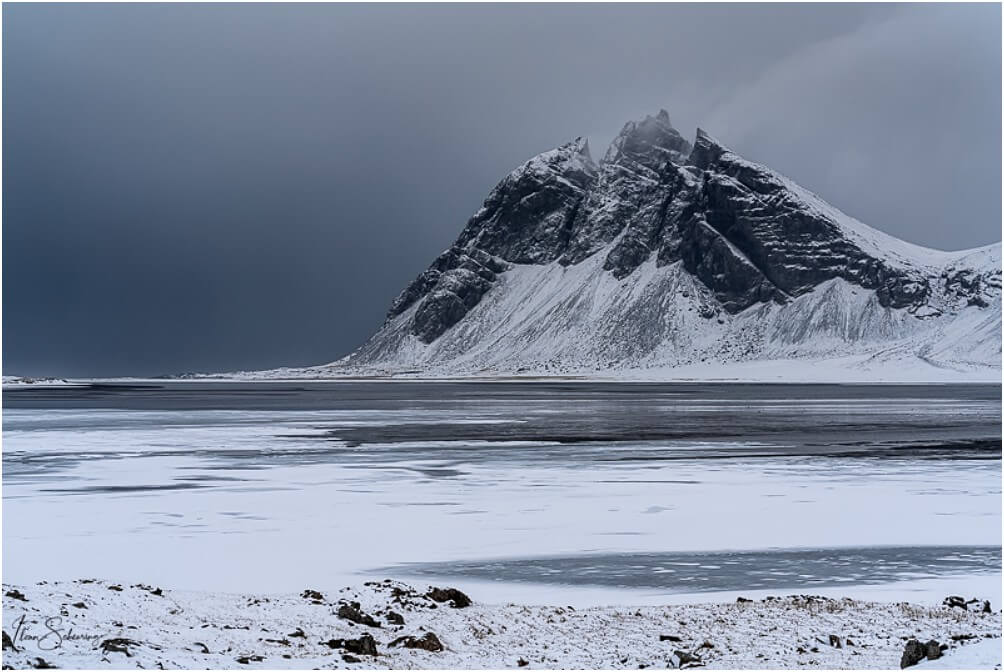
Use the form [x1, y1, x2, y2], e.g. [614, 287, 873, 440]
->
[99, 638, 140, 657]
[322, 634, 378, 656]
[425, 586, 472, 608]
[900, 639, 946, 669]
[943, 595, 993, 612]
[337, 602, 381, 628]
[944, 595, 968, 609]
[900, 640, 926, 669]
[300, 589, 324, 602]
[235, 655, 264, 664]
[672, 649, 703, 669]
[389, 632, 444, 652]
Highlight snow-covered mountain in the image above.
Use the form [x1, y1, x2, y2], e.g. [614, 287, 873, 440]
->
[302, 111, 1001, 380]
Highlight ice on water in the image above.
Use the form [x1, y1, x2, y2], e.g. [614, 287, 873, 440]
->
[2, 382, 1000, 606]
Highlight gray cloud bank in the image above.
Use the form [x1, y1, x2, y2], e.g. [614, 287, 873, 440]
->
[3, 3, 1000, 376]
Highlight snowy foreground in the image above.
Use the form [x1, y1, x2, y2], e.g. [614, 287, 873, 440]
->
[2, 580, 1001, 670]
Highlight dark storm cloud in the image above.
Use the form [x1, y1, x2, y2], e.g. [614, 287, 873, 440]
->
[3, 3, 1000, 377]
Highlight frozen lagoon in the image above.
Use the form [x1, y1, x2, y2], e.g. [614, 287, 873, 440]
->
[2, 381, 1000, 606]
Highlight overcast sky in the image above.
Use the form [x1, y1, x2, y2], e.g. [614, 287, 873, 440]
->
[3, 3, 1001, 377]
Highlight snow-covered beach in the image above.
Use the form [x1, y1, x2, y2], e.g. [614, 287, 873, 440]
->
[3, 579, 1002, 670]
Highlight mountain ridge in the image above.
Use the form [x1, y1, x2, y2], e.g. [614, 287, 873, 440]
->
[270, 111, 1002, 381]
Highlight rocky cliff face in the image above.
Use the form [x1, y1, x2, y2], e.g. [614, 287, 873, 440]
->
[336, 111, 1000, 377]
[386, 137, 595, 343]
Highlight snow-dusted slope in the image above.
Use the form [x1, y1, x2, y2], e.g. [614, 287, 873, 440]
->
[289, 111, 1001, 381]
[333, 254, 999, 380]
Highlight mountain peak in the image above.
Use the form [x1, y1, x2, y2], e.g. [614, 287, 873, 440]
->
[603, 110, 691, 168]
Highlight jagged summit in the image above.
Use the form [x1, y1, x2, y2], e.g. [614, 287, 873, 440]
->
[329, 111, 1000, 379]
[603, 109, 692, 167]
